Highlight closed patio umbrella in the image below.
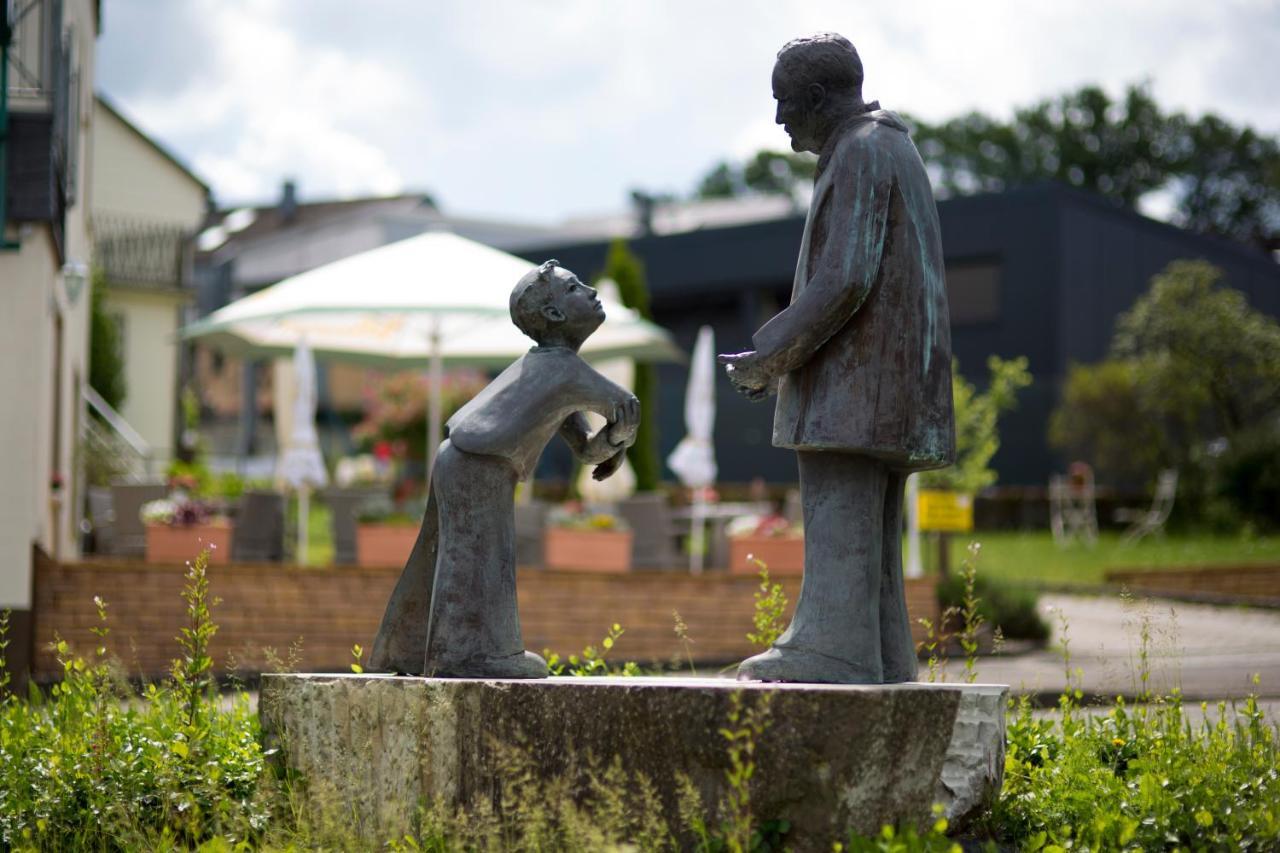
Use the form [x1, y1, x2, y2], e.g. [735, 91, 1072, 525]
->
[667, 325, 717, 573]
[276, 337, 328, 564]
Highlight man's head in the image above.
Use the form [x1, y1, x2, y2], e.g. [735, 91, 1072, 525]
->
[772, 33, 865, 154]
[510, 260, 605, 348]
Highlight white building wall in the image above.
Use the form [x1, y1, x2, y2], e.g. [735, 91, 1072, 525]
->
[0, 229, 55, 609]
[101, 288, 184, 461]
[0, 0, 98, 611]
[91, 99, 207, 228]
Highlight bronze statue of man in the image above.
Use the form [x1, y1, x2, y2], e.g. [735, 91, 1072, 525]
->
[719, 33, 955, 684]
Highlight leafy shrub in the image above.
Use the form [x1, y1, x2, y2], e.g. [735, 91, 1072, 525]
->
[936, 574, 1050, 643]
[992, 690, 1280, 849]
[0, 553, 280, 850]
[1211, 424, 1280, 533]
[919, 355, 1031, 494]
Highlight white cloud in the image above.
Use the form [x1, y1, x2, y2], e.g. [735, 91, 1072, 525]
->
[119, 0, 412, 202]
[98, 0, 1280, 220]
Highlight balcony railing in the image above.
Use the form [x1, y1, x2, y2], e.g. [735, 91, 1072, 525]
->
[4, 0, 77, 254]
[94, 216, 194, 291]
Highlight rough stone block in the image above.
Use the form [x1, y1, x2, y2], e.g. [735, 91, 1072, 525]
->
[260, 674, 1006, 849]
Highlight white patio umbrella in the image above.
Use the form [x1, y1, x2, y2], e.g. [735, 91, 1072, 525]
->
[666, 326, 717, 573]
[182, 231, 682, 472]
[276, 337, 328, 565]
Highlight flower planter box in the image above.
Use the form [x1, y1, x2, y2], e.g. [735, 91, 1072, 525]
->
[728, 534, 804, 575]
[544, 527, 633, 573]
[355, 523, 419, 568]
[145, 522, 233, 565]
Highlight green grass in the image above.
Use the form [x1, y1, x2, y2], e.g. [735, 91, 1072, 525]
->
[928, 531, 1280, 587]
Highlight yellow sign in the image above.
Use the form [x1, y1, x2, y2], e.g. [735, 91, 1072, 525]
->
[918, 490, 974, 533]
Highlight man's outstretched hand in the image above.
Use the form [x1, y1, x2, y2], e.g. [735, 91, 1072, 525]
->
[718, 351, 774, 402]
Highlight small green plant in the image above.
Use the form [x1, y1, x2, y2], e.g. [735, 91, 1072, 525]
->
[915, 613, 954, 683]
[842, 805, 964, 852]
[719, 690, 775, 852]
[957, 542, 984, 683]
[0, 608, 11, 696]
[545, 623, 641, 677]
[678, 690, 785, 853]
[673, 609, 697, 675]
[351, 643, 365, 674]
[747, 559, 789, 650]
[172, 547, 221, 736]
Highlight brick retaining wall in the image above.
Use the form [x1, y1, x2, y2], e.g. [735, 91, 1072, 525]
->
[1105, 564, 1280, 604]
[32, 555, 938, 681]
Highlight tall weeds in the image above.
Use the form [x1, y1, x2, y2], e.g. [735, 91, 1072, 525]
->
[0, 548, 278, 850]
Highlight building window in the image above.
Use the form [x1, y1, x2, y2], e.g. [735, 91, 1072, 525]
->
[945, 260, 1001, 325]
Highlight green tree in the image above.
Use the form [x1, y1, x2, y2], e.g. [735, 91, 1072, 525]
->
[1048, 360, 1166, 484]
[596, 239, 662, 491]
[695, 150, 816, 201]
[88, 268, 126, 411]
[1111, 261, 1280, 442]
[908, 83, 1280, 250]
[1049, 261, 1280, 527]
[700, 84, 1280, 250]
[920, 355, 1032, 493]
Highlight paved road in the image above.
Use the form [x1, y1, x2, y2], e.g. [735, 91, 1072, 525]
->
[937, 593, 1280, 702]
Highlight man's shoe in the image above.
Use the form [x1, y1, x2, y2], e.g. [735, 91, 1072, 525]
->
[737, 645, 882, 684]
[429, 650, 549, 680]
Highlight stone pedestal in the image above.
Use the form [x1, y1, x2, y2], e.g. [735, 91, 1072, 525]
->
[260, 674, 1006, 849]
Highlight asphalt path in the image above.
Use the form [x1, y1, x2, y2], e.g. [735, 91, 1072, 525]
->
[936, 592, 1280, 703]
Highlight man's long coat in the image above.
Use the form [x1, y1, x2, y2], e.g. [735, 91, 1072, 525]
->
[752, 109, 956, 472]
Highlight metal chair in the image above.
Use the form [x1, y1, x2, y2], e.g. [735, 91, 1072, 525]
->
[617, 493, 679, 570]
[231, 490, 285, 562]
[1114, 469, 1178, 543]
[323, 487, 386, 565]
[85, 487, 116, 555]
[108, 483, 168, 558]
[1049, 465, 1098, 546]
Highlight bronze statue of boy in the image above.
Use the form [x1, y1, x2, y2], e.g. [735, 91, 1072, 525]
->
[370, 260, 639, 678]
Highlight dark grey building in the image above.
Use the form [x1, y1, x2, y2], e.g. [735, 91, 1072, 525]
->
[517, 184, 1280, 487]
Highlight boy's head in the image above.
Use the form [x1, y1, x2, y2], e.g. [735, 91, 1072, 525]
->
[510, 260, 605, 347]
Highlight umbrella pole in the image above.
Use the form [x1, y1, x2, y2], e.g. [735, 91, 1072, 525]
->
[426, 317, 443, 477]
[690, 491, 706, 575]
[297, 486, 310, 567]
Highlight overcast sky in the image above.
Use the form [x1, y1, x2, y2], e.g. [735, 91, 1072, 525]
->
[97, 0, 1280, 224]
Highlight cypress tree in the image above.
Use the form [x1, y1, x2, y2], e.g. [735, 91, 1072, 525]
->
[89, 268, 127, 411]
[597, 239, 661, 491]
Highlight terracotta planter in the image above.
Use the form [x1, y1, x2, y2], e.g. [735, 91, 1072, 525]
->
[145, 522, 232, 565]
[544, 527, 633, 573]
[728, 534, 804, 575]
[355, 523, 418, 568]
